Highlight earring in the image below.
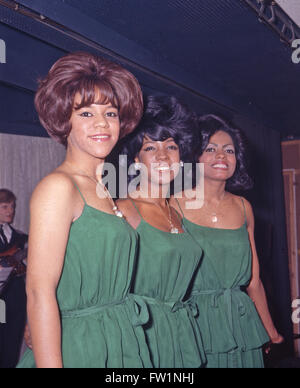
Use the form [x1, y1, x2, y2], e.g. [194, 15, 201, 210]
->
[134, 162, 141, 171]
[180, 161, 184, 168]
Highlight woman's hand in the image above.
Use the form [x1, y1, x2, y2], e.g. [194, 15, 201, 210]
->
[264, 333, 284, 354]
[271, 333, 284, 344]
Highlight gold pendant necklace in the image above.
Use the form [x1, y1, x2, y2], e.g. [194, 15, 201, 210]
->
[154, 200, 179, 234]
[211, 213, 218, 223]
[205, 192, 227, 224]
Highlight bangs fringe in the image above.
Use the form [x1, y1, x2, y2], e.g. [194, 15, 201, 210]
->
[74, 78, 118, 110]
[144, 125, 176, 142]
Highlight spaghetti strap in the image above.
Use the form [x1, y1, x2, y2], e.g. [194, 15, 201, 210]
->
[173, 208, 185, 227]
[241, 198, 247, 224]
[72, 181, 87, 205]
[175, 198, 185, 218]
[129, 198, 143, 218]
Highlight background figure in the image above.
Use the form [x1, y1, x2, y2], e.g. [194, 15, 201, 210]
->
[0, 189, 27, 368]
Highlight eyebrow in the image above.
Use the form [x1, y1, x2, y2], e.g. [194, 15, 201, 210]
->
[143, 138, 175, 145]
[75, 103, 116, 110]
[208, 142, 234, 148]
[92, 103, 116, 108]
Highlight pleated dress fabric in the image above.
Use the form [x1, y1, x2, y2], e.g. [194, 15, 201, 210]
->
[17, 186, 152, 368]
[130, 200, 206, 368]
[177, 200, 269, 368]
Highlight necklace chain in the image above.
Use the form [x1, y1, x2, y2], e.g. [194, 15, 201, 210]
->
[204, 192, 227, 223]
[154, 200, 179, 234]
[68, 166, 124, 218]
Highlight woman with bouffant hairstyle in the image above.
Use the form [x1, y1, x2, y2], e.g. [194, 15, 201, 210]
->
[117, 96, 206, 368]
[35, 51, 143, 146]
[195, 114, 253, 191]
[171, 114, 283, 368]
[17, 52, 152, 368]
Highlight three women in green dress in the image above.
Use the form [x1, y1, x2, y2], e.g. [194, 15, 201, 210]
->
[18, 50, 281, 368]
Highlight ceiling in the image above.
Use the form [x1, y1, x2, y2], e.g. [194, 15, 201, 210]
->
[0, 0, 300, 138]
[276, 0, 300, 26]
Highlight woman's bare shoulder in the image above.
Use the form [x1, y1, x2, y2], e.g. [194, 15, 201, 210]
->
[30, 170, 77, 209]
[229, 193, 252, 211]
[117, 198, 141, 229]
[229, 193, 254, 226]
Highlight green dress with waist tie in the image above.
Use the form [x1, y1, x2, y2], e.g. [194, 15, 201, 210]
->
[17, 184, 152, 368]
[129, 199, 206, 368]
[176, 198, 269, 368]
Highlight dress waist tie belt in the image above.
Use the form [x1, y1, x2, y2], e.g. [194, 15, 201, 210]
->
[60, 293, 149, 327]
[192, 287, 247, 334]
[140, 295, 199, 319]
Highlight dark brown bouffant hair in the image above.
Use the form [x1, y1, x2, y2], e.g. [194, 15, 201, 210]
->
[0, 189, 16, 204]
[35, 52, 143, 146]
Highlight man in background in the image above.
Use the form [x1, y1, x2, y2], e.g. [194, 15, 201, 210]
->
[0, 189, 27, 368]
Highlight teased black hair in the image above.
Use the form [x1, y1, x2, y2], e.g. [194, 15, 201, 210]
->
[121, 95, 198, 169]
[194, 114, 253, 191]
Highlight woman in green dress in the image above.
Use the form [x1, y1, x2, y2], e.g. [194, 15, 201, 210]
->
[117, 95, 206, 368]
[17, 52, 152, 368]
[171, 114, 283, 368]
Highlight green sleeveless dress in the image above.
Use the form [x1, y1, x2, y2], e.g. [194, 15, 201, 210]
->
[17, 185, 152, 368]
[130, 200, 206, 368]
[177, 199, 269, 368]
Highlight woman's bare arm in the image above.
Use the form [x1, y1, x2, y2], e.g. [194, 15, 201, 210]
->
[26, 173, 76, 368]
[244, 199, 283, 345]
